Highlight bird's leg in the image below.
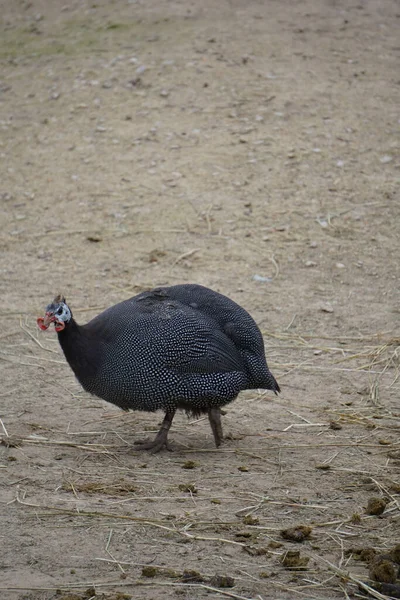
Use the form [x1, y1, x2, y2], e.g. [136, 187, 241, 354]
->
[134, 410, 175, 453]
[208, 407, 223, 447]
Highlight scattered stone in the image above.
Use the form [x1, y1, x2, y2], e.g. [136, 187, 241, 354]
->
[148, 249, 166, 263]
[365, 497, 387, 516]
[305, 260, 317, 267]
[50, 91, 60, 100]
[252, 274, 272, 283]
[319, 302, 334, 313]
[380, 155, 393, 164]
[0, 192, 13, 201]
[281, 525, 312, 543]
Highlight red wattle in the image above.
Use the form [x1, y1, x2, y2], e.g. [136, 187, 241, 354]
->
[37, 317, 48, 331]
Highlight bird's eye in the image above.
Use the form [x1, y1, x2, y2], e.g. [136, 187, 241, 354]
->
[56, 307, 63, 316]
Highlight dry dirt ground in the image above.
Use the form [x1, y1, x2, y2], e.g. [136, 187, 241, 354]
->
[0, 0, 399, 599]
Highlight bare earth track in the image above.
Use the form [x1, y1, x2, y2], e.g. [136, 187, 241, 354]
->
[0, 1, 399, 599]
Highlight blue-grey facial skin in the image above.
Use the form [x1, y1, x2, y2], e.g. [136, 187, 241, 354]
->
[46, 301, 71, 324]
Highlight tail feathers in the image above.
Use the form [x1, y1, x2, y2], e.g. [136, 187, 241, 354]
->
[251, 372, 280, 394]
[269, 373, 280, 395]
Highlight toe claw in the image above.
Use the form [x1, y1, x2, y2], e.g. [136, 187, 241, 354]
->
[134, 437, 173, 453]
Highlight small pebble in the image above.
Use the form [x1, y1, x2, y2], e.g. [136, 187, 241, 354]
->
[253, 274, 272, 283]
[380, 155, 393, 164]
[317, 218, 328, 228]
[319, 303, 334, 313]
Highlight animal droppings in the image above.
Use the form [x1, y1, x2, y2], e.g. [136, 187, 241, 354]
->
[280, 550, 309, 570]
[281, 525, 312, 543]
[365, 497, 387, 515]
[209, 575, 235, 588]
[369, 556, 398, 584]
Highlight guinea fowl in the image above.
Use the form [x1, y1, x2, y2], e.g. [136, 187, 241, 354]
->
[37, 284, 280, 451]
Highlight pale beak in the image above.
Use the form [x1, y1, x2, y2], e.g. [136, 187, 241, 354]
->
[37, 312, 55, 330]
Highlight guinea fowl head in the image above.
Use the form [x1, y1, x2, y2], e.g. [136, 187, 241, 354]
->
[37, 295, 72, 332]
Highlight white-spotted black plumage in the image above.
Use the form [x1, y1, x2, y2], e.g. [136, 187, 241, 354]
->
[38, 284, 280, 451]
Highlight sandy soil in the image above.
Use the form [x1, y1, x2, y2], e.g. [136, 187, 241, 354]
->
[1, 1, 399, 599]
